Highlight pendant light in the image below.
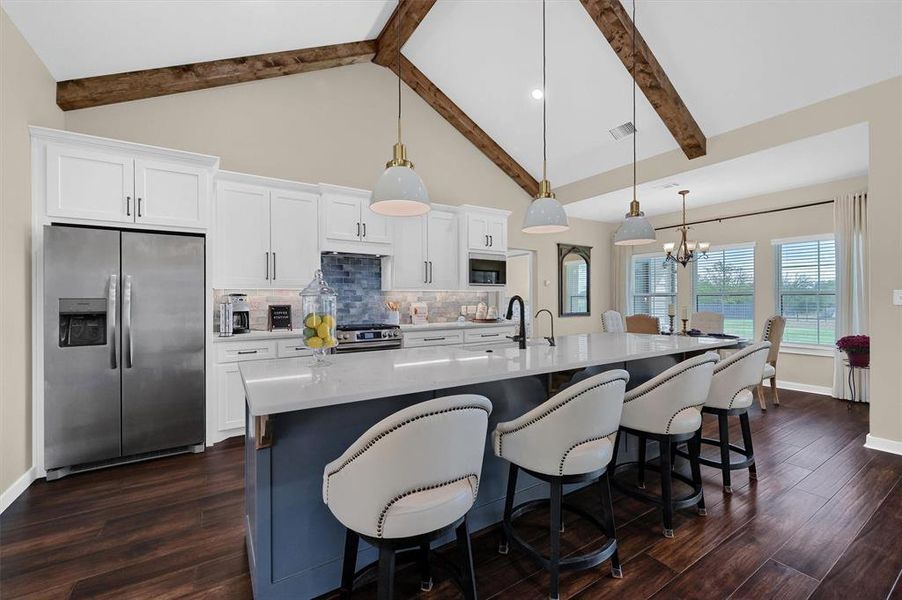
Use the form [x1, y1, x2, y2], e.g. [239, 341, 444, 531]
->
[613, 0, 655, 246]
[663, 190, 710, 267]
[371, 0, 431, 216]
[522, 0, 569, 234]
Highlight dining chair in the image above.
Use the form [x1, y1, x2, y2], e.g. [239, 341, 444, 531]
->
[625, 314, 660, 334]
[602, 310, 625, 333]
[689, 311, 724, 334]
[757, 315, 786, 410]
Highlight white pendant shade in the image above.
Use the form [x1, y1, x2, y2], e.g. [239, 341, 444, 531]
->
[370, 165, 431, 216]
[613, 213, 656, 245]
[522, 196, 570, 234]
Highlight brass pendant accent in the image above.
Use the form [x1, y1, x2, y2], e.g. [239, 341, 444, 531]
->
[386, 142, 414, 169]
[536, 179, 555, 200]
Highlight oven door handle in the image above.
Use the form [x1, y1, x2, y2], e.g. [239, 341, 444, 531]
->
[336, 341, 400, 352]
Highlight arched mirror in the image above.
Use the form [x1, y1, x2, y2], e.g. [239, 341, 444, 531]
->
[558, 244, 591, 317]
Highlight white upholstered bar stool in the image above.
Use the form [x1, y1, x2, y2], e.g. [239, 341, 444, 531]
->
[612, 352, 719, 538]
[493, 370, 629, 600]
[692, 342, 770, 493]
[322, 395, 492, 600]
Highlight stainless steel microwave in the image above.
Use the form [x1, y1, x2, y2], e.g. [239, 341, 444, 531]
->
[468, 253, 507, 286]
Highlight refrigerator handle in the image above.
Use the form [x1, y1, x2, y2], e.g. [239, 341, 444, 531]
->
[123, 275, 133, 368]
[108, 274, 118, 369]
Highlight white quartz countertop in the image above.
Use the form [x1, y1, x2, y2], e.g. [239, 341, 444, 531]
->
[240, 333, 737, 416]
[400, 320, 513, 332]
[211, 330, 303, 343]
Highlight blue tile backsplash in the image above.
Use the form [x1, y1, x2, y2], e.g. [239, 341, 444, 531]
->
[321, 253, 387, 323]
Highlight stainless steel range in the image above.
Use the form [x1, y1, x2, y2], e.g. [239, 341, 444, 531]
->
[335, 323, 402, 353]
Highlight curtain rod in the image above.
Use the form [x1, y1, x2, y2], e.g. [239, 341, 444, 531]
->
[653, 200, 834, 231]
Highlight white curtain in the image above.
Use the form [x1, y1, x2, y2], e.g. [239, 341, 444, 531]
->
[832, 192, 869, 401]
[611, 239, 632, 316]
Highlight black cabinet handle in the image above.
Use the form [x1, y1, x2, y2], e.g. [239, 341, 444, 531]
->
[423, 337, 446, 342]
[265, 252, 269, 280]
[363, 223, 367, 238]
[356, 222, 360, 237]
[237, 350, 258, 355]
[126, 196, 131, 216]
[424, 261, 428, 284]
[489, 235, 493, 247]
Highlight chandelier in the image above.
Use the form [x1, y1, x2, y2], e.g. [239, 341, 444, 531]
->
[663, 190, 710, 267]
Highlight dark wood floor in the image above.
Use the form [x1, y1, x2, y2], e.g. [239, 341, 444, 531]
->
[2, 390, 900, 599]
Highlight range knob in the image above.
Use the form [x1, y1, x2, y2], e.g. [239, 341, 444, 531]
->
[393, 330, 401, 337]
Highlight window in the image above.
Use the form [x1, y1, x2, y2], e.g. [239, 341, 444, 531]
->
[693, 245, 755, 338]
[631, 254, 676, 329]
[775, 237, 836, 346]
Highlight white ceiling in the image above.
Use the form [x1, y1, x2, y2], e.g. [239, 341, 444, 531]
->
[3, 0, 900, 187]
[564, 123, 869, 223]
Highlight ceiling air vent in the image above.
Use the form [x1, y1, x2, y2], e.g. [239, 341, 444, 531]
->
[609, 122, 636, 141]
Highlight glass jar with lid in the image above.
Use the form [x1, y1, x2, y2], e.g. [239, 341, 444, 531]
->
[299, 270, 338, 366]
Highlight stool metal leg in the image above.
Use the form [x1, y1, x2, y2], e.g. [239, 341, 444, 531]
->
[688, 430, 706, 516]
[549, 479, 563, 600]
[340, 529, 359, 599]
[717, 413, 732, 493]
[660, 434, 674, 538]
[499, 464, 519, 554]
[418, 539, 433, 592]
[598, 471, 623, 578]
[455, 517, 478, 600]
[739, 411, 757, 480]
[637, 433, 647, 490]
[377, 546, 396, 600]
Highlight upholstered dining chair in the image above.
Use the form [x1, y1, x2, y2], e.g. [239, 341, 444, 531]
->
[601, 310, 625, 333]
[689, 311, 724, 334]
[757, 316, 786, 410]
[625, 314, 661, 334]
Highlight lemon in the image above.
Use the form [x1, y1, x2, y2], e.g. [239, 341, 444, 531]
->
[306, 336, 324, 349]
[316, 323, 331, 338]
[323, 336, 337, 348]
[321, 315, 335, 328]
[304, 313, 322, 328]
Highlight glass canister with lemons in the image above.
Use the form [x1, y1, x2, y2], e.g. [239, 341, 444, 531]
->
[299, 270, 338, 366]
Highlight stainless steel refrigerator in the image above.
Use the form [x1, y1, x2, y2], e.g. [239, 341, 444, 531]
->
[43, 225, 205, 479]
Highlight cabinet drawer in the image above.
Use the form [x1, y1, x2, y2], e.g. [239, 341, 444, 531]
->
[277, 338, 314, 358]
[403, 330, 464, 348]
[464, 327, 515, 344]
[215, 340, 277, 363]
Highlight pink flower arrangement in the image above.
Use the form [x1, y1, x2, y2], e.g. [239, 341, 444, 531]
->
[836, 335, 869, 354]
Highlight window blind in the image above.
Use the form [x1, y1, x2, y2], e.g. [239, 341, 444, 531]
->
[693, 245, 755, 337]
[631, 255, 676, 329]
[776, 239, 836, 345]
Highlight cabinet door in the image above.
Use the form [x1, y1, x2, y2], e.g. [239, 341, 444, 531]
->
[216, 363, 246, 432]
[467, 213, 490, 251]
[427, 209, 459, 289]
[46, 144, 134, 223]
[391, 216, 428, 289]
[134, 159, 207, 228]
[322, 194, 363, 242]
[270, 189, 319, 287]
[214, 183, 271, 288]
[487, 216, 507, 252]
[360, 205, 392, 244]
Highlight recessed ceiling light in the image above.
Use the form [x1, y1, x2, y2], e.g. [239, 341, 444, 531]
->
[531, 88, 544, 100]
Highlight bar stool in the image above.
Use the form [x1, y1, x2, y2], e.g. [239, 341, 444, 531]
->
[493, 370, 629, 600]
[322, 394, 492, 600]
[612, 352, 718, 538]
[691, 342, 770, 493]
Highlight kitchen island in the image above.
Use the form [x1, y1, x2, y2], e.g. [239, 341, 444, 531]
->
[240, 333, 739, 599]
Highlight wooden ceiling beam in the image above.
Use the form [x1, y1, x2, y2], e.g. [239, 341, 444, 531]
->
[580, 0, 706, 159]
[373, 0, 437, 67]
[389, 56, 539, 197]
[56, 40, 378, 111]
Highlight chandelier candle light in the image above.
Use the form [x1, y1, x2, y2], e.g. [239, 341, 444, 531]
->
[663, 190, 710, 267]
[522, 0, 570, 234]
[370, 0, 431, 217]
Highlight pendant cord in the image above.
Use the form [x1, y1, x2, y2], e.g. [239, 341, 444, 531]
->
[397, 0, 402, 144]
[632, 0, 637, 202]
[542, 0, 547, 182]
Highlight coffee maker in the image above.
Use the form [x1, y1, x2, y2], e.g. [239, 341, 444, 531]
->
[227, 293, 251, 334]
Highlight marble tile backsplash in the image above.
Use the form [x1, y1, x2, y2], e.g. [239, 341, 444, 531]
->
[214, 253, 496, 330]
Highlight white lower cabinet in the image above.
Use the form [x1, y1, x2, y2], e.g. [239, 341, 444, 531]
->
[402, 326, 515, 348]
[464, 327, 515, 344]
[216, 363, 247, 432]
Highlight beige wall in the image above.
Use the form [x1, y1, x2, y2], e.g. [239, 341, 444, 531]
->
[560, 77, 902, 446]
[64, 62, 614, 338]
[644, 176, 867, 389]
[0, 8, 65, 494]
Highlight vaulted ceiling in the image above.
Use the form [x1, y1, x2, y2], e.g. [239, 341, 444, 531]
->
[4, 0, 901, 197]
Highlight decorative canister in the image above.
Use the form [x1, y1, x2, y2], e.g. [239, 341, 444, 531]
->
[300, 270, 338, 366]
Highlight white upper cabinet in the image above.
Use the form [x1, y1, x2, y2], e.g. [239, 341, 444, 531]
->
[320, 184, 392, 254]
[386, 206, 459, 290]
[466, 210, 507, 253]
[270, 189, 319, 288]
[134, 159, 207, 228]
[35, 128, 218, 230]
[46, 144, 134, 223]
[427, 209, 460, 289]
[214, 173, 320, 289]
[390, 215, 429, 289]
[215, 181, 271, 289]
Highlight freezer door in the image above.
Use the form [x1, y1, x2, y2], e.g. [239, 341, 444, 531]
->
[121, 231, 205, 455]
[43, 226, 122, 469]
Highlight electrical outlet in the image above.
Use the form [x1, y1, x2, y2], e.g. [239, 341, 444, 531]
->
[894, 289, 902, 306]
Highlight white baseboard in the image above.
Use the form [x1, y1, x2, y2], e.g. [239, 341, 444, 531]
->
[865, 434, 902, 456]
[776, 380, 834, 397]
[1, 466, 37, 514]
